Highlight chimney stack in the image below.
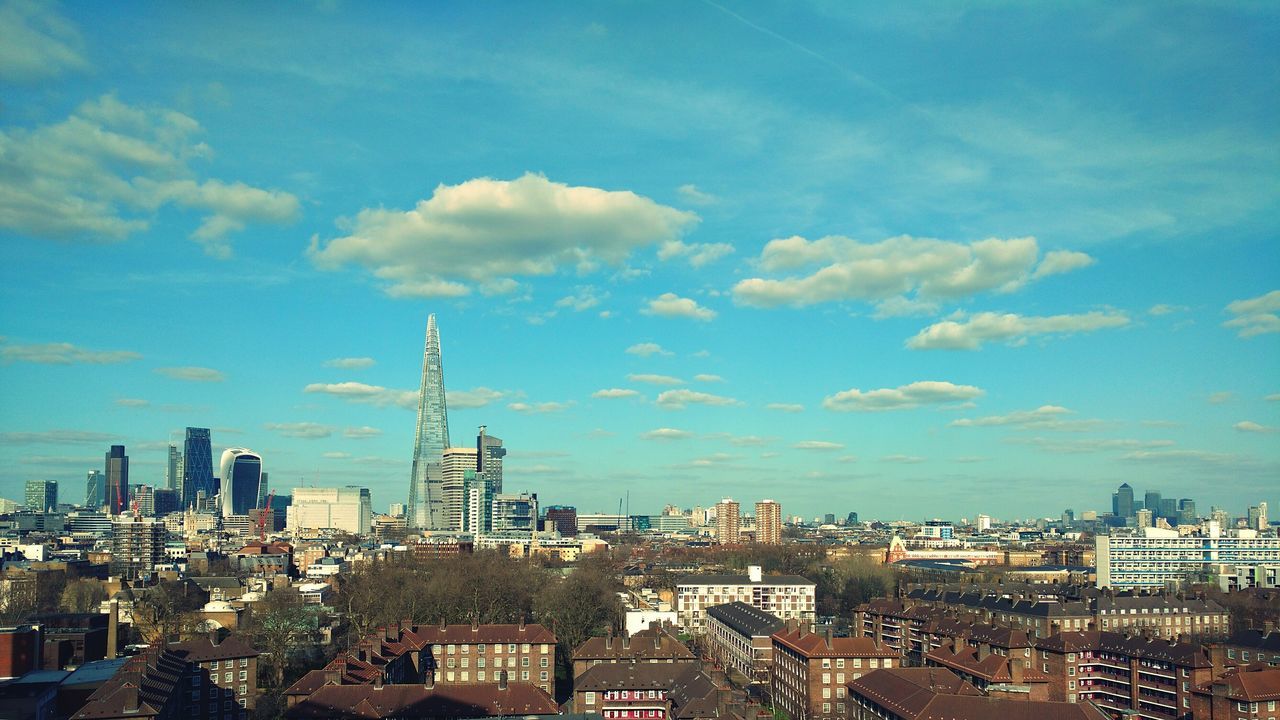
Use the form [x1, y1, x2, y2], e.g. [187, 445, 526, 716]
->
[606, 632, 613, 650]
[325, 668, 341, 685]
[107, 599, 119, 659]
[622, 634, 630, 649]
[374, 674, 383, 690]
[978, 643, 990, 661]
[825, 627, 833, 650]
[1010, 659, 1025, 684]
[123, 686, 140, 713]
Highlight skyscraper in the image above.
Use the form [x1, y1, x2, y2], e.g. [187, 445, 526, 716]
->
[25, 480, 57, 512]
[85, 470, 105, 509]
[181, 428, 214, 510]
[441, 447, 478, 531]
[1113, 483, 1135, 518]
[715, 498, 741, 544]
[1145, 491, 1162, 519]
[755, 499, 781, 545]
[477, 426, 506, 495]
[105, 445, 129, 515]
[219, 448, 263, 517]
[409, 314, 450, 529]
[164, 444, 181, 492]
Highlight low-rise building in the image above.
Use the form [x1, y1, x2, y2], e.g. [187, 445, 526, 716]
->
[169, 633, 261, 711]
[1190, 663, 1280, 719]
[1210, 626, 1280, 668]
[286, 677, 559, 720]
[704, 602, 783, 685]
[573, 661, 723, 720]
[770, 626, 898, 720]
[572, 625, 694, 679]
[846, 667, 1110, 720]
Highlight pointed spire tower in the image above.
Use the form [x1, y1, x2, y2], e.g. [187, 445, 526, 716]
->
[408, 314, 451, 529]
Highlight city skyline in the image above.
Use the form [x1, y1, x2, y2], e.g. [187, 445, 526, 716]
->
[0, 3, 1277, 519]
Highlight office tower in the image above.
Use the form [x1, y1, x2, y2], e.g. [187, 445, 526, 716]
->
[286, 486, 372, 535]
[110, 514, 166, 580]
[1158, 498, 1178, 522]
[1260, 502, 1269, 530]
[1136, 508, 1153, 529]
[823, 513, 836, 525]
[1145, 491, 1162, 519]
[408, 314, 450, 529]
[493, 492, 537, 532]
[85, 470, 105, 509]
[1248, 505, 1262, 531]
[476, 426, 506, 495]
[389, 502, 406, 517]
[1211, 507, 1230, 528]
[846, 511, 859, 525]
[461, 470, 492, 534]
[440, 447, 478, 531]
[976, 514, 992, 531]
[755, 499, 782, 544]
[105, 445, 129, 515]
[1062, 508, 1075, 526]
[218, 448, 263, 516]
[153, 488, 180, 516]
[164, 444, 181, 491]
[25, 480, 57, 512]
[1178, 498, 1196, 525]
[715, 498, 741, 544]
[1113, 483, 1135, 518]
[544, 505, 578, 536]
[181, 428, 214, 509]
[257, 471, 269, 508]
[132, 485, 155, 516]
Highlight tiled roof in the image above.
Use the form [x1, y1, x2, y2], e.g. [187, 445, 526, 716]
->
[848, 668, 1107, 720]
[924, 643, 1049, 683]
[706, 602, 783, 638]
[1035, 630, 1212, 667]
[402, 622, 556, 646]
[574, 661, 700, 692]
[285, 682, 559, 719]
[573, 626, 694, 662]
[675, 573, 814, 586]
[1195, 664, 1280, 702]
[168, 634, 260, 662]
[71, 648, 187, 720]
[771, 628, 897, 658]
[1222, 628, 1280, 652]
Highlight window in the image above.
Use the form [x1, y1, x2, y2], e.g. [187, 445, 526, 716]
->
[836, 687, 845, 699]
[522, 657, 530, 667]
[822, 688, 831, 699]
[522, 644, 531, 653]
[239, 658, 248, 668]
[869, 659, 878, 669]
[461, 658, 469, 668]
[478, 671, 486, 681]
[462, 645, 470, 654]
[448, 644, 456, 655]
[238, 685, 246, 695]
[822, 703, 830, 714]
[585, 692, 596, 705]
[541, 657, 549, 668]
[224, 672, 233, 683]
[836, 673, 844, 684]
[211, 661, 219, 670]
[238, 671, 246, 681]
[822, 659, 831, 669]
[541, 671, 548, 681]
[478, 644, 486, 653]
[522, 671, 529, 680]
[836, 659, 845, 669]
[461, 671, 469, 681]
[509, 644, 517, 653]
[822, 673, 830, 684]
[542, 644, 551, 653]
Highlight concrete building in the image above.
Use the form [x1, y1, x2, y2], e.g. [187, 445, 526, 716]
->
[676, 565, 815, 632]
[441, 447, 479, 531]
[24, 480, 57, 513]
[104, 445, 129, 516]
[109, 515, 167, 581]
[715, 498, 740, 545]
[755, 500, 781, 545]
[1097, 524, 1280, 590]
[704, 602, 783, 685]
[286, 487, 372, 535]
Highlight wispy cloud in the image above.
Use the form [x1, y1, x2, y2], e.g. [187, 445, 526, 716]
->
[625, 342, 671, 357]
[793, 440, 844, 451]
[655, 389, 742, 409]
[881, 454, 925, 463]
[324, 356, 376, 369]
[0, 429, 119, 445]
[508, 401, 572, 414]
[265, 422, 333, 439]
[114, 398, 149, 408]
[1, 340, 141, 365]
[641, 428, 695, 440]
[304, 381, 416, 408]
[343, 426, 383, 438]
[694, 374, 725, 383]
[643, 292, 717, 321]
[592, 388, 641, 399]
[1235, 421, 1277, 434]
[950, 405, 1102, 432]
[448, 387, 506, 409]
[676, 183, 717, 205]
[766, 402, 804, 413]
[907, 310, 1129, 350]
[155, 366, 225, 382]
[0, 0, 89, 83]
[628, 373, 684, 386]
[1224, 289, 1280, 338]
[824, 380, 982, 412]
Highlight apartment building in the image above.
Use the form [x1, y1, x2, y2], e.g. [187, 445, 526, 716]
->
[72, 643, 253, 720]
[169, 633, 261, 713]
[1097, 525, 1280, 590]
[1035, 630, 1214, 719]
[923, 635, 1050, 700]
[704, 602, 783, 685]
[1190, 664, 1280, 720]
[572, 626, 695, 679]
[846, 667, 1111, 720]
[573, 662, 722, 720]
[676, 565, 815, 632]
[854, 599, 947, 661]
[285, 676, 559, 720]
[770, 626, 898, 720]
[1209, 626, 1280, 668]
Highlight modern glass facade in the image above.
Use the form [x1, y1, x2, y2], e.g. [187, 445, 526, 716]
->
[219, 448, 263, 516]
[25, 480, 57, 512]
[105, 445, 129, 515]
[181, 427, 214, 510]
[408, 314, 450, 529]
[85, 470, 105, 509]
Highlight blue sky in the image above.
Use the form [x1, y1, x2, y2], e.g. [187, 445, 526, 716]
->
[0, 1, 1276, 521]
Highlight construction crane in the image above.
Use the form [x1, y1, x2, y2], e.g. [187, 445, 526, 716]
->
[256, 490, 275, 542]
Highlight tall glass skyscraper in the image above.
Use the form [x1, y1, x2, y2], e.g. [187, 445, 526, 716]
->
[85, 470, 105, 509]
[105, 445, 129, 515]
[408, 314, 450, 529]
[182, 427, 214, 510]
[165, 444, 181, 491]
[219, 448, 263, 516]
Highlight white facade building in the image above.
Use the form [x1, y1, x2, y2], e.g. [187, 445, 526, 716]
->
[1097, 522, 1280, 590]
[676, 564, 816, 632]
[287, 486, 372, 535]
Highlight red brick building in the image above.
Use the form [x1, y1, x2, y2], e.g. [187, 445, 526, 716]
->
[846, 667, 1110, 720]
[573, 661, 722, 720]
[1190, 663, 1280, 720]
[572, 625, 694, 679]
[770, 626, 898, 720]
[0, 625, 41, 679]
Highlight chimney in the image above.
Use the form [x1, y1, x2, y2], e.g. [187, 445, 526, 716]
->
[978, 643, 990, 661]
[374, 674, 383, 690]
[1050, 622, 1061, 636]
[325, 668, 341, 685]
[622, 634, 630, 649]
[825, 627, 833, 650]
[1010, 659, 1025, 684]
[123, 685, 140, 713]
[606, 632, 613, 650]
[519, 615, 526, 631]
[472, 619, 479, 632]
[107, 600, 119, 659]
[1087, 619, 1097, 632]
[954, 635, 965, 652]
[498, 670, 508, 690]
[654, 634, 661, 650]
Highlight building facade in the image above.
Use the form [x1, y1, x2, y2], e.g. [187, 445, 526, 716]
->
[182, 428, 215, 510]
[756, 500, 781, 545]
[1097, 525, 1280, 590]
[676, 566, 815, 633]
[704, 602, 782, 685]
[219, 448, 263, 517]
[715, 499, 740, 545]
[110, 514, 167, 580]
[408, 313, 450, 530]
[85, 470, 105, 509]
[24, 480, 57, 512]
[771, 626, 899, 720]
[105, 445, 129, 515]
[286, 487, 372, 535]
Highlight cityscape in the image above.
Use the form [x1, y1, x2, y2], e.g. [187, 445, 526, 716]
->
[1, 3, 1277, 720]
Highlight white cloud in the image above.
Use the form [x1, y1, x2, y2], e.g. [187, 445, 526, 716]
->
[1148, 303, 1187, 316]
[155, 366, 225, 382]
[0, 0, 88, 83]
[1207, 391, 1235, 405]
[676, 183, 717, 205]
[0, 429, 118, 445]
[658, 239, 735, 267]
[641, 428, 695, 441]
[383, 278, 471, 298]
[655, 389, 742, 409]
[1119, 449, 1244, 466]
[0, 340, 141, 365]
[1235, 421, 1277, 434]
[881, 454, 925, 463]
[625, 342, 671, 357]
[793, 440, 844, 451]
[766, 402, 805, 413]
[628, 373, 684, 386]
[694, 374, 724, 383]
[823, 380, 983, 412]
[343, 426, 383, 438]
[309, 173, 697, 297]
[115, 398, 149, 408]
[0, 95, 299, 256]
[508, 401, 572, 414]
[1032, 249, 1096, 278]
[950, 405, 1101, 431]
[555, 286, 607, 312]
[265, 422, 334, 439]
[324, 356, 376, 369]
[1267, 393, 1280, 402]
[447, 386, 506, 409]
[1006, 436, 1176, 454]
[643, 292, 717, 321]
[592, 388, 641, 399]
[303, 381, 417, 409]
[906, 310, 1130, 350]
[734, 235, 1092, 307]
[873, 296, 941, 319]
[1224, 289, 1280, 338]
[322, 452, 352, 460]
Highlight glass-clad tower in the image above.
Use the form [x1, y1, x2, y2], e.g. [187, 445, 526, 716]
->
[408, 314, 450, 529]
[182, 427, 214, 510]
[219, 448, 263, 516]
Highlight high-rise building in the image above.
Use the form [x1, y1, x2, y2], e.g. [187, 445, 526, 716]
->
[181, 428, 214, 510]
[1158, 498, 1178, 522]
[219, 448, 263, 517]
[493, 492, 537, 532]
[1136, 508, 1153, 529]
[1260, 501, 1269, 530]
[755, 499, 781, 545]
[287, 486, 372, 535]
[85, 470, 104, 509]
[1178, 498, 1196, 525]
[461, 470, 492, 534]
[110, 514, 167, 580]
[477, 426, 506, 495]
[408, 314, 450, 529]
[105, 445, 129, 515]
[1062, 508, 1075, 526]
[389, 502, 406, 517]
[440, 447, 478, 531]
[544, 505, 577, 536]
[132, 485, 155, 515]
[153, 488, 180, 516]
[716, 498, 741, 544]
[1247, 505, 1263, 531]
[846, 511, 859, 526]
[165, 444, 181, 492]
[1144, 491, 1162, 518]
[25, 480, 57, 512]
[1113, 483, 1135, 518]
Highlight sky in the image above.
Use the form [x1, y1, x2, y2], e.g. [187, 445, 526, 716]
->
[0, 1, 1276, 522]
